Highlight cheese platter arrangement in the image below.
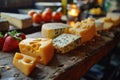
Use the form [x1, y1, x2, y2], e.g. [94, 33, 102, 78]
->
[0, 12, 120, 80]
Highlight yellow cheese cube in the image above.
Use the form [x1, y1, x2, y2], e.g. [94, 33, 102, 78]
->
[13, 52, 37, 76]
[19, 38, 54, 65]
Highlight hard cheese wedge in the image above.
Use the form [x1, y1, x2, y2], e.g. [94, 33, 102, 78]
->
[0, 12, 32, 29]
[69, 18, 97, 43]
[53, 33, 81, 54]
[41, 23, 70, 39]
[0, 18, 9, 31]
[99, 17, 114, 30]
[13, 52, 37, 76]
[19, 38, 54, 65]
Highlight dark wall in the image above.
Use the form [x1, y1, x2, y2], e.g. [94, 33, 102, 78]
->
[0, 0, 34, 12]
[34, 0, 61, 2]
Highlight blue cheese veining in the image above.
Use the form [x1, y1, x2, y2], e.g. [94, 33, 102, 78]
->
[41, 23, 70, 39]
[53, 33, 81, 54]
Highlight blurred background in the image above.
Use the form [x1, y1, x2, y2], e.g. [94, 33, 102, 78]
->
[0, 0, 120, 80]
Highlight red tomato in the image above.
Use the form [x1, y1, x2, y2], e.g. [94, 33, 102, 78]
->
[52, 11, 62, 21]
[28, 10, 36, 17]
[44, 8, 52, 13]
[32, 13, 42, 24]
[42, 11, 52, 22]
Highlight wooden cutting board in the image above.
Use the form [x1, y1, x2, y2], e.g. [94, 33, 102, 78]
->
[0, 27, 120, 80]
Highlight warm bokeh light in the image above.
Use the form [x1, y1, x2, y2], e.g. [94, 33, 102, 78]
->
[67, 4, 80, 17]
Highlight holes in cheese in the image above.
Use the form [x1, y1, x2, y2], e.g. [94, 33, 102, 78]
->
[19, 38, 54, 65]
[23, 58, 32, 64]
[13, 52, 37, 76]
[15, 53, 23, 60]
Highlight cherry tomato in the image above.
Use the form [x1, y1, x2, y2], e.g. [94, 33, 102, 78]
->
[44, 8, 52, 13]
[52, 11, 62, 21]
[28, 10, 36, 17]
[32, 13, 42, 24]
[42, 11, 52, 22]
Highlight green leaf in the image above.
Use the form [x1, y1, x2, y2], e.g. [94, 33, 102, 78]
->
[8, 30, 18, 37]
[0, 32, 3, 38]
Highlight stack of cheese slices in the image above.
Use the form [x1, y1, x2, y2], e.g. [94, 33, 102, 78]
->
[13, 13, 120, 76]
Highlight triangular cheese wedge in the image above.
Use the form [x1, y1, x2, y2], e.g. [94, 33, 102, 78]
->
[0, 12, 32, 29]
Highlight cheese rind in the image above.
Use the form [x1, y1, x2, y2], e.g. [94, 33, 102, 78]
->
[0, 18, 9, 31]
[13, 52, 37, 76]
[19, 38, 54, 65]
[69, 18, 97, 43]
[0, 12, 32, 29]
[41, 23, 70, 39]
[53, 33, 81, 54]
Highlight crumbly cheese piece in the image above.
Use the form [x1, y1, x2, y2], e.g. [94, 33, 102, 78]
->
[13, 52, 37, 76]
[0, 12, 32, 29]
[69, 18, 97, 43]
[19, 38, 54, 65]
[53, 33, 81, 54]
[41, 23, 70, 39]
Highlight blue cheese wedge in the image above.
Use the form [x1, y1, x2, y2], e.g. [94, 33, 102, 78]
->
[41, 23, 70, 39]
[53, 33, 81, 54]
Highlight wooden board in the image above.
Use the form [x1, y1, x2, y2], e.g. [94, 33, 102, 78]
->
[0, 27, 120, 80]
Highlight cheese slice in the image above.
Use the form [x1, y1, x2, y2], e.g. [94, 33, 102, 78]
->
[69, 18, 97, 43]
[19, 38, 54, 65]
[41, 23, 70, 39]
[13, 52, 37, 76]
[99, 17, 114, 30]
[53, 33, 81, 54]
[107, 12, 120, 26]
[0, 18, 9, 31]
[0, 12, 32, 29]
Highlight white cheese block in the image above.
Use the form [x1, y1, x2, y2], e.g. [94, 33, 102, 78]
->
[53, 33, 81, 54]
[107, 13, 120, 26]
[95, 20, 104, 31]
[41, 23, 70, 39]
[0, 12, 32, 29]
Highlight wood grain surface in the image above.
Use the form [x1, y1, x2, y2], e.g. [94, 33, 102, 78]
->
[0, 27, 120, 80]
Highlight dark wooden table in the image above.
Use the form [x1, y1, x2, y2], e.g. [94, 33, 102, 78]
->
[0, 26, 120, 80]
